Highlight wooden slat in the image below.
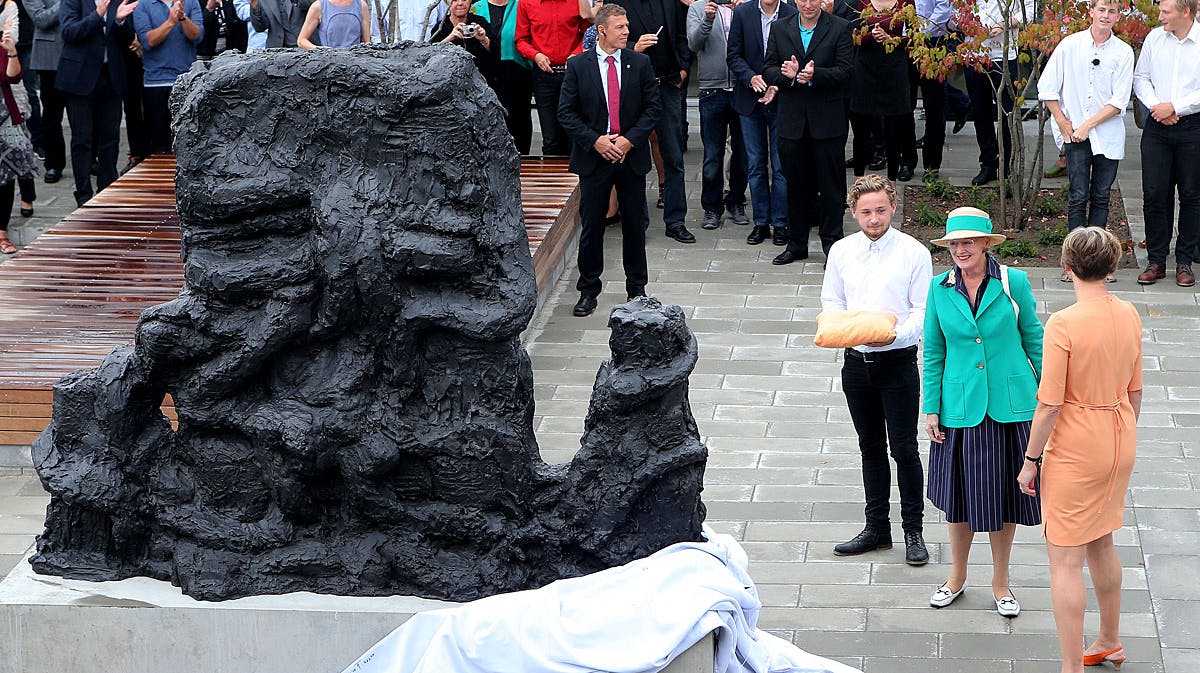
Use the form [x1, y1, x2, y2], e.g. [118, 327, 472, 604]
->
[0, 155, 578, 440]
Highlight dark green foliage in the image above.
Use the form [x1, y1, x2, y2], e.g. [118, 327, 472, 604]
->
[993, 239, 1039, 258]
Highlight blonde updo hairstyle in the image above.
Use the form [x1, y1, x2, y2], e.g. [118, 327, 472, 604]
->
[1061, 226, 1121, 282]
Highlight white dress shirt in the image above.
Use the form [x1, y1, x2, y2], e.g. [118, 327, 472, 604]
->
[1037, 29, 1134, 160]
[820, 226, 934, 353]
[596, 46, 622, 133]
[1133, 20, 1200, 118]
[399, 2, 446, 41]
[759, 1, 780, 54]
[975, 0, 1036, 62]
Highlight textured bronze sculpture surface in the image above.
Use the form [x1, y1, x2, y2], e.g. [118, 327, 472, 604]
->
[31, 44, 707, 601]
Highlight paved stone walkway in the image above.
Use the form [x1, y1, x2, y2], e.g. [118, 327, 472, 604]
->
[2, 115, 1196, 672]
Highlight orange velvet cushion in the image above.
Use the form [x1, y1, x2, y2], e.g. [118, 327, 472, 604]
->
[813, 310, 898, 348]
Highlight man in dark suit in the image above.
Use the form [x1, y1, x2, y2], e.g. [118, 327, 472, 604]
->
[607, 0, 693, 245]
[58, 0, 137, 206]
[727, 0, 796, 247]
[557, 3, 661, 317]
[248, 0, 314, 48]
[763, 0, 852, 264]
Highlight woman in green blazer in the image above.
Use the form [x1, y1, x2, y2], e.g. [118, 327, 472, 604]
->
[922, 207, 1045, 618]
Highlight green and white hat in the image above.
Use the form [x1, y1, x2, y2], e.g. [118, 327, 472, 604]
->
[930, 207, 1006, 246]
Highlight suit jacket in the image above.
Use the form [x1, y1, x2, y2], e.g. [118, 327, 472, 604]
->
[607, 0, 688, 85]
[762, 10, 852, 140]
[557, 47, 662, 178]
[922, 267, 1045, 427]
[726, 0, 797, 116]
[57, 0, 132, 96]
[249, 0, 315, 48]
[24, 0, 63, 70]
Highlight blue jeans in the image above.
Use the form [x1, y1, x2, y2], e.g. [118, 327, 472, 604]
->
[1063, 139, 1119, 231]
[698, 89, 748, 215]
[739, 105, 787, 229]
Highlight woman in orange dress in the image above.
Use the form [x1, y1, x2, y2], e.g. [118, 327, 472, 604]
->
[1018, 227, 1142, 673]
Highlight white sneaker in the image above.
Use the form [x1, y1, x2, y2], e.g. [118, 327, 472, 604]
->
[995, 593, 1020, 618]
[930, 582, 966, 608]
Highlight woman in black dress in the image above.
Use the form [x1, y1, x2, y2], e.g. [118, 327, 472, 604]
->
[848, 0, 917, 182]
[473, 0, 534, 154]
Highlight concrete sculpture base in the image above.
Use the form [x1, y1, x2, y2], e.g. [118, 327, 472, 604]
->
[0, 557, 713, 673]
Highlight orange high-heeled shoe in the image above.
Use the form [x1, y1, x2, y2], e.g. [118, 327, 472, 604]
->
[1083, 647, 1126, 669]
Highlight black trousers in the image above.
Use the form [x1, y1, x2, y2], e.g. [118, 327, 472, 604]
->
[17, 46, 42, 151]
[965, 60, 1017, 171]
[850, 112, 910, 181]
[143, 85, 174, 155]
[123, 49, 152, 160]
[576, 162, 650, 298]
[36, 70, 67, 172]
[1142, 114, 1200, 266]
[531, 68, 568, 156]
[842, 347, 925, 533]
[64, 69, 123, 206]
[779, 133, 846, 257]
[490, 60, 533, 155]
[909, 54, 947, 170]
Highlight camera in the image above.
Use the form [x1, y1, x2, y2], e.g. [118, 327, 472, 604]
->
[461, 23, 478, 39]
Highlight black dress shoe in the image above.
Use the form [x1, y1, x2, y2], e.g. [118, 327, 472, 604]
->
[19, 205, 33, 218]
[868, 155, 887, 171]
[844, 157, 856, 169]
[952, 111, 968, 134]
[904, 530, 929, 566]
[665, 225, 695, 244]
[971, 166, 998, 186]
[746, 225, 770, 245]
[772, 249, 807, 265]
[627, 289, 646, 300]
[772, 227, 788, 246]
[833, 528, 893, 556]
[897, 165, 915, 182]
[572, 294, 598, 317]
[603, 212, 622, 227]
[43, 168, 62, 184]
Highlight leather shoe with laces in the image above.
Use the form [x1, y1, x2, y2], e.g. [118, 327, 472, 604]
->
[1137, 262, 1166, 285]
[572, 294, 597, 317]
[44, 168, 62, 184]
[772, 249, 807, 265]
[833, 528, 892, 556]
[897, 165, 915, 182]
[904, 530, 929, 565]
[746, 225, 770, 245]
[772, 227, 788, 246]
[666, 225, 696, 244]
[971, 166, 998, 186]
[1178, 264, 1195, 287]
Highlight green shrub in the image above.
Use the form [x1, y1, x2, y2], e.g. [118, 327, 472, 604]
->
[917, 202, 947, 229]
[968, 186, 992, 212]
[1037, 224, 1068, 245]
[1034, 196, 1063, 218]
[924, 173, 957, 200]
[993, 239, 1038, 258]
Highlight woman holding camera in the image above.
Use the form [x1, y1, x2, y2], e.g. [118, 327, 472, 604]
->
[1018, 227, 1142, 672]
[433, 0, 494, 77]
[0, 18, 38, 255]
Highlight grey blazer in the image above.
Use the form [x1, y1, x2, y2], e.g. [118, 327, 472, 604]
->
[23, 0, 62, 71]
[249, 0, 316, 48]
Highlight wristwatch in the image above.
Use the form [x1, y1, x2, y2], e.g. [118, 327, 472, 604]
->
[1024, 453, 1042, 467]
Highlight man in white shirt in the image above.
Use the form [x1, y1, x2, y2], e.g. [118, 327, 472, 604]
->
[399, 0, 447, 41]
[1133, 0, 1200, 287]
[820, 175, 933, 565]
[1037, 0, 1134, 284]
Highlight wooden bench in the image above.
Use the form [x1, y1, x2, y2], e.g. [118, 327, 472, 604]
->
[0, 156, 579, 447]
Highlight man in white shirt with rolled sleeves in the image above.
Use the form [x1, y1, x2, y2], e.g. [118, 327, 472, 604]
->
[1132, 0, 1200, 287]
[820, 175, 933, 566]
[1037, 0, 1134, 284]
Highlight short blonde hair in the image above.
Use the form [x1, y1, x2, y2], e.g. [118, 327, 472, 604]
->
[1061, 226, 1121, 281]
[1090, 0, 1122, 9]
[1167, 0, 1198, 15]
[848, 175, 896, 210]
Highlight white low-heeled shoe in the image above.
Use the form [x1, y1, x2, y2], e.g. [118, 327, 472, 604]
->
[994, 592, 1020, 618]
[929, 582, 966, 608]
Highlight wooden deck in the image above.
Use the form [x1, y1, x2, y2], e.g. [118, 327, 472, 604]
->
[0, 156, 579, 445]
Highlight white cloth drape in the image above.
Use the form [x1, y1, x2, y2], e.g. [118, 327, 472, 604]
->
[342, 527, 862, 673]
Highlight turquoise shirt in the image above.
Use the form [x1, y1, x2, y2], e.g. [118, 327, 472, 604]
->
[922, 262, 1045, 427]
[473, 0, 532, 67]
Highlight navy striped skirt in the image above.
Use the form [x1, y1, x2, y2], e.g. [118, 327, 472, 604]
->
[928, 415, 1041, 532]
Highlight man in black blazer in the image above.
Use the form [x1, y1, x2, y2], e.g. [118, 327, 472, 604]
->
[763, 0, 852, 264]
[58, 0, 137, 206]
[727, 0, 796, 247]
[557, 3, 661, 317]
[606, 0, 693, 245]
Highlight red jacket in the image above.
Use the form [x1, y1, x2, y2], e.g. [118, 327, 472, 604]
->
[515, 0, 588, 66]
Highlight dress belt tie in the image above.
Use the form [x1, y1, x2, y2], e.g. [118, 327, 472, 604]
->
[1063, 398, 1127, 516]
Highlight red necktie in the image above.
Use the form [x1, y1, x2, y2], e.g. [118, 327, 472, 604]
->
[606, 55, 621, 134]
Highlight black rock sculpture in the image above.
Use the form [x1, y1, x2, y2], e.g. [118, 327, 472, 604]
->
[30, 44, 707, 601]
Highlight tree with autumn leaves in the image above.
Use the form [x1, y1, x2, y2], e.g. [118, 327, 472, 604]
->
[864, 0, 1159, 228]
